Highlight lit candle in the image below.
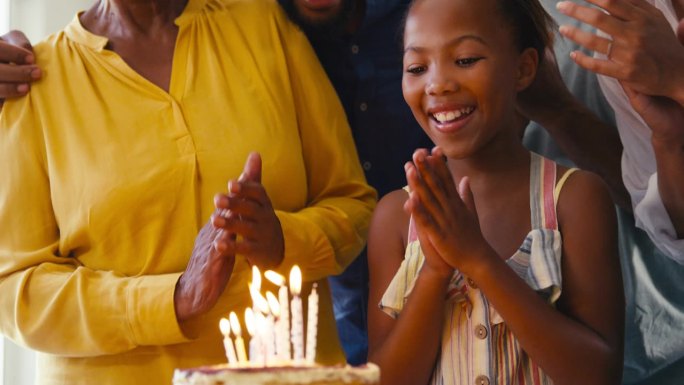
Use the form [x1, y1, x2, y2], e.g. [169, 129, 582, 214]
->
[255, 311, 269, 366]
[219, 317, 238, 365]
[252, 265, 262, 292]
[305, 283, 319, 363]
[266, 291, 286, 362]
[290, 265, 304, 361]
[229, 311, 248, 365]
[245, 307, 261, 364]
[265, 270, 291, 360]
[250, 284, 271, 313]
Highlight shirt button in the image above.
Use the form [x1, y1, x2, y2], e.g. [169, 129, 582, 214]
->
[474, 324, 488, 339]
[475, 375, 490, 385]
[359, 102, 368, 112]
[467, 277, 477, 289]
[351, 44, 359, 54]
[362, 161, 372, 171]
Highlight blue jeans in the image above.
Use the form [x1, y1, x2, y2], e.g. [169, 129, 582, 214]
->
[328, 250, 369, 365]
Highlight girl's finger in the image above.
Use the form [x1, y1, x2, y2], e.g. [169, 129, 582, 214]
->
[412, 150, 451, 211]
[408, 156, 448, 227]
[427, 147, 459, 198]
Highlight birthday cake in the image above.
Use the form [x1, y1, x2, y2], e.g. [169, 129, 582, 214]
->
[173, 266, 380, 384]
[172, 363, 380, 385]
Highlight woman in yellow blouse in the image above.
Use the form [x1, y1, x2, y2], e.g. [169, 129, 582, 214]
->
[0, 0, 376, 384]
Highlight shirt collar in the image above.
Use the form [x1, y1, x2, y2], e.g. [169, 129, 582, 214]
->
[64, 0, 208, 51]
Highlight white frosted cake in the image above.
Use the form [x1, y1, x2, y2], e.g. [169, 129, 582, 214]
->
[172, 363, 380, 385]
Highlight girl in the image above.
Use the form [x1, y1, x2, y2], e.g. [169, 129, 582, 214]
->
[366, 0, 624, 384]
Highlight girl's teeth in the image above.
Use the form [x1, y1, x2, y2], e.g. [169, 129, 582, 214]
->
[434, 107, 472, 123]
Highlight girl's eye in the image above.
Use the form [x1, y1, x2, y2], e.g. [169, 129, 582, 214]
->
[406, 65, 426, 75]
[455, 57, 483, 67]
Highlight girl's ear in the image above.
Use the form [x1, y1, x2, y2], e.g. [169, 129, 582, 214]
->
[515, 47, 539, 92]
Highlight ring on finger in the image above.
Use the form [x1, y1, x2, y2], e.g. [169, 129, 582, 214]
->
[606, 39, 614, 59]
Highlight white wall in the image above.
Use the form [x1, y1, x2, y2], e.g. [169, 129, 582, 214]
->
[2, 0, 92, 382]
[10, 0, 91, 42]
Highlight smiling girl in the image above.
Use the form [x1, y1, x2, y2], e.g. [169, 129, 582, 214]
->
[366, 0, 624, 384]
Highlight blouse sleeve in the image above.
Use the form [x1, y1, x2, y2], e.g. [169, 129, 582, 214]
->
[271, 10, 377, 282]
[0, 94, 190, 357]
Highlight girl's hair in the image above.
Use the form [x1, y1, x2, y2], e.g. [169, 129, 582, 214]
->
[495, 0, 556, 61]
[402, 0, 556, 62]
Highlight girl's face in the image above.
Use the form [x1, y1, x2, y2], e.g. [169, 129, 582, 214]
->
[402, 0, 537, 159]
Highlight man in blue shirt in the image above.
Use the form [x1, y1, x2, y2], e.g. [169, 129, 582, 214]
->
[278, 0, 433, 365]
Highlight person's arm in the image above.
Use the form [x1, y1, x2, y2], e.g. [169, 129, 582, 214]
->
[266, 10, 377, 282]
[367, 189, 450, 385]
[0, 30, 40, 103]
[518, 49, 630, 209]
[0, 94, 196, 356]
[406, 148, 624, 385]
[0, 92, 240, 354]
[556, 0, 684, 248]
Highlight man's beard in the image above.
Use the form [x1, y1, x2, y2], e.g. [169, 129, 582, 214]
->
[279, 0, 356, 39]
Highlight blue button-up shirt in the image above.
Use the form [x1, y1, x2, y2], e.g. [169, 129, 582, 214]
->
[306, 0, 434, 197]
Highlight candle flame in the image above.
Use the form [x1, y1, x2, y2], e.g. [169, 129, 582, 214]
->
[266, 291, 280, 317]
[289, 265, 302, 296]
[250, 284, 271, 314]
[219, 317, 231, 336]
[245, 308, 255, 337]
[252, 265, 262, 292]
[264, 270, 285, 287]
[229, 311, 242, 337]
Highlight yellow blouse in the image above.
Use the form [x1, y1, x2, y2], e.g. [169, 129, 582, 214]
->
[0, 0, 376, 384]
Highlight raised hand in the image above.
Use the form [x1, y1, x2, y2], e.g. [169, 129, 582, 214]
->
[556, 0, 684, 106]
[0, 30, 41, 105]
[405, 147, 495, 277]
[212, 152, 285, 270]
[174, 212, 236, 324]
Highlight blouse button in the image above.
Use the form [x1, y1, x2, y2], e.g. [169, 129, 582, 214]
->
[475, 375, 490, 385]
[475, 324, 488, 339]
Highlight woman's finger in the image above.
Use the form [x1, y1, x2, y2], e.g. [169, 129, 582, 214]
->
[559, 25, 614, 57]
[568, 50, 621, 79]
[556, 1, 624, 35]
[579, 0, 638, 21]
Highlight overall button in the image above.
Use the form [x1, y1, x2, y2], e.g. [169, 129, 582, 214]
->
[359, 102, 368, 112]
[362, 161, 372, 171]
[475, 375, 490, 385]
[475, 324, 488, 339]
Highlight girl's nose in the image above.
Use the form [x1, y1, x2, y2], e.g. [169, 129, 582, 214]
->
[426, 69, 458, 95]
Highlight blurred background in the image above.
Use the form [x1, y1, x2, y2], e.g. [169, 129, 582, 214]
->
[0, 2, 91, 384]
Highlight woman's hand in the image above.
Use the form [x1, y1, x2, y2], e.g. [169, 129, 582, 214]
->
[174, 214, 236, 324]
[556, 0, 684, 106]
[404, 147, 495, 277]
[213, 152, 285, 270]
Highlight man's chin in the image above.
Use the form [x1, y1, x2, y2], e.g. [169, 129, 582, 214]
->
[280, 0, 355, 37]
